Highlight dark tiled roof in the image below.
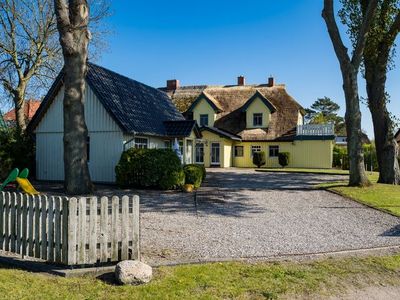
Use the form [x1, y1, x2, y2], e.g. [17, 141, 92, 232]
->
[201, 126, 242, 141]
[164, 120, 201, 138]
[28, 63, 185, 136]
[86, 63, 184, 135]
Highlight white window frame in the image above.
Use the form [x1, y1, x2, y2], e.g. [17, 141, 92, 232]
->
[251, 145, 262, 157]
[234, 146, 244, 157]
[269, 145, 279, 157]
[134, 137, 148, 149]
[253, 113, 263, 127]
[195, 143, 204, 163]
[199, 114, 209, 126]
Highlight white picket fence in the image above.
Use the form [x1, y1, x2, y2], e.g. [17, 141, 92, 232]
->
[297, 124, 335, 136]
[0, 192, 140, 266]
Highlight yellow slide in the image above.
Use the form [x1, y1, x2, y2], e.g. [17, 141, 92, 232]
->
[16, 178, 40, 195]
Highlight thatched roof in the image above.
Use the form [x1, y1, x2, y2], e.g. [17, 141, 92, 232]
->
[162, 84, 305, 141]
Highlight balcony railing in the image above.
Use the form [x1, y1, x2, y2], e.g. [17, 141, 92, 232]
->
[296, 124, 335, 136]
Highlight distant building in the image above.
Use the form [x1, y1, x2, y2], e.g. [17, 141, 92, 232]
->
[335, 133, 371, 147]
[2, 100, 41, 126]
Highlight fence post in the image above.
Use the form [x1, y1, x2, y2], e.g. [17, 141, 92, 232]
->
[62, 197, 69, 264]
[67, 197, 77, 265]
[0, 192, 4, 250]
[132, 195, 140, 260]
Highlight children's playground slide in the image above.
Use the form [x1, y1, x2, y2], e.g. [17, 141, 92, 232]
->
[0, 168, 39, 195]
[15, 177, 40, 195]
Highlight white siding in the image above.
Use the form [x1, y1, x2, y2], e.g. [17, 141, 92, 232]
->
[35, 83, 123, 183]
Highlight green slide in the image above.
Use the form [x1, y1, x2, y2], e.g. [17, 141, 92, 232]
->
[0, 168, 19, 192]
[19, 168, 29, 179]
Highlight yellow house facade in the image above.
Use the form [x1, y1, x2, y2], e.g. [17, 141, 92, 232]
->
[164, 77, 335, 169]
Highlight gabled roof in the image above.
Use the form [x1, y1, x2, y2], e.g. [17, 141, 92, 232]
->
[164, 120, 202, 138]
[165, 84, 304, 141]
[200, 126, 242, 141]
[28, 63, 185, 136]
[241, 90, 277, 113]
[186, 91, 223, 113]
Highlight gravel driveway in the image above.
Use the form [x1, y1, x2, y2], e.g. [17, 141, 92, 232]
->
[140, 169, 400, 264]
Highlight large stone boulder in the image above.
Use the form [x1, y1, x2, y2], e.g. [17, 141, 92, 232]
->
[115, 260, 153, 285]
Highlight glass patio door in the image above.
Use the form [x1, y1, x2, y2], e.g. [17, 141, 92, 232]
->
[211, 143, 220, 166]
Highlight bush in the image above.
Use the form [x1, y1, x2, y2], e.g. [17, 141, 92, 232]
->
[278, 152, 290, 168]
[0, 128, 35, 180]
[253, 151, 266, 168]
[115, 148, 184, 190]
[183, 164, 206, 189]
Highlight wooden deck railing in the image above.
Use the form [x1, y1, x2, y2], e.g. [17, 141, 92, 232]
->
[296, 124, 335, 136]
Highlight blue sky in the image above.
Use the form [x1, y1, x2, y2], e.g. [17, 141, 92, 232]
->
[97, 0, 400, 138]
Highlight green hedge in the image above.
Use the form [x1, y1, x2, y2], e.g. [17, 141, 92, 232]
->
[183, 164, 206, 189]
[115, 148, 185, 190]
[0, 128, 35, 180]
[278, 152, 290, 168]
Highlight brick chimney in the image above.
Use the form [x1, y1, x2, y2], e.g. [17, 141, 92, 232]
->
[237, 75, 245, 86]
[268, 76, 275, 87]
[167, 79, 180, 90]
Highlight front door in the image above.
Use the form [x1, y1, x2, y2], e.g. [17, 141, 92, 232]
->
[211, 142, 220, 166]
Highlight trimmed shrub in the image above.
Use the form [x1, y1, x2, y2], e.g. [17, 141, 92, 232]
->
[252, 151, 266, 168]
[115, 148, 184, 190]
[278, 152, 290, 168]
[183, 164, 205, 189]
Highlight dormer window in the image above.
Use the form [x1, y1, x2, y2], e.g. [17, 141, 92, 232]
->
[253, 113, 263, 127]
[200, 114, 209, 126]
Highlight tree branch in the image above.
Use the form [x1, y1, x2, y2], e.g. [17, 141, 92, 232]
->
[322, 0, 351, 68]
[351, 0, 378, 68]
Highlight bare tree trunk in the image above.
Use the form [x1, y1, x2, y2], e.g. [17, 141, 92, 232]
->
[55, 0, 93, 195]
[14, 85, 27, 132]
[322, 0, 375, 187]
[342, 67, 371, 186]
[365, 65, 400, 184]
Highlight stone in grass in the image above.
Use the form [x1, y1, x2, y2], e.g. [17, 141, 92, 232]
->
[115, 260, 153, 285]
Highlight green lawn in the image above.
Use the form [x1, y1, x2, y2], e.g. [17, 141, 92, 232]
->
[256, 168, 350, 175]
[317, 173, 400, 217]
[2, 256, 400, 299]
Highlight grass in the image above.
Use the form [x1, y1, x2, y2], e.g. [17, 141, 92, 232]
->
[317, 172, 400, 217]
[2, 255, 400, 299]
[256, 168, 350, 175]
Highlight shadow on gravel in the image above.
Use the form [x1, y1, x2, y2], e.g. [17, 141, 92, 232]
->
[381, 225, 400, 237]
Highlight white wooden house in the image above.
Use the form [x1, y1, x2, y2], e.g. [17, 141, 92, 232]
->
[28, 63, 201, 183]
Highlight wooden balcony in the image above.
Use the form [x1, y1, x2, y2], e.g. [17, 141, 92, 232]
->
[296, 124, 335, 136]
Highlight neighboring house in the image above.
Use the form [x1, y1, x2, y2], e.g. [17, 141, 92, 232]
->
[3, 99, 41, 126]
[335, 133, 371, 148]
[396, 129, 400, 146]
[28, 63, 201, 183]
[161, 76, 335, 168]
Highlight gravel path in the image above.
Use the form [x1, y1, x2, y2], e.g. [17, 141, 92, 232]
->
[138, 169, 400, 265]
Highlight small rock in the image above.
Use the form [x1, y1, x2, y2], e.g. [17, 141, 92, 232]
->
[115, 260, 153, 285]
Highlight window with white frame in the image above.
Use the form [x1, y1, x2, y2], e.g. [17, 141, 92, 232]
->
[134, 137, 148, 149]
[253, 113, 263, 127]
[269, 145, 279, 157]
[199, 114, 209, 126]
[234, 146, 244, 157]
[251, 145, 261, 156]
[195, 143, 204, 163]
[164, 140, 171, 149]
